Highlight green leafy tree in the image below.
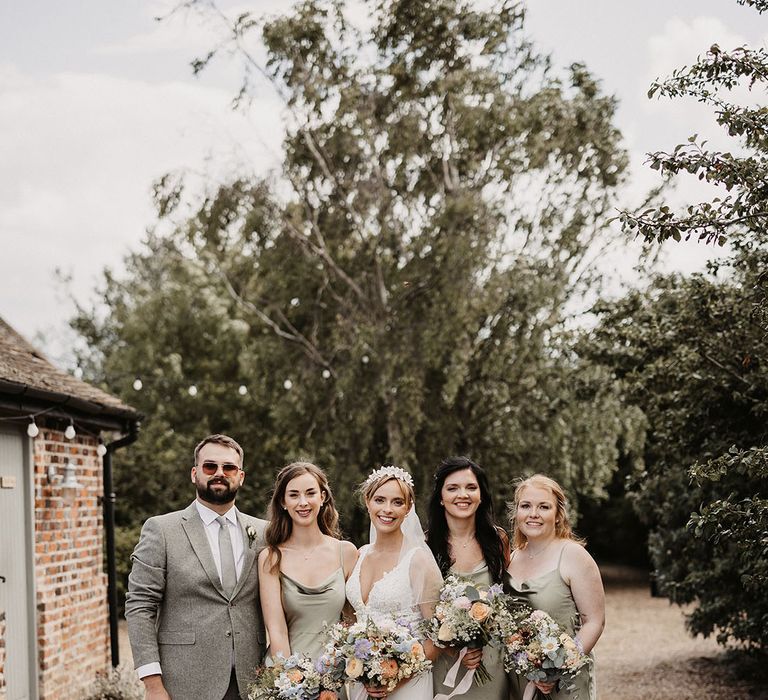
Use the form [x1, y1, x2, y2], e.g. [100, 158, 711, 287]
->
[75, 0, 642, 548]
[608, 0, 768, 649]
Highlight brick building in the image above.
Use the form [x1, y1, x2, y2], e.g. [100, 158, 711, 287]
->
[0, 317, 140, 700]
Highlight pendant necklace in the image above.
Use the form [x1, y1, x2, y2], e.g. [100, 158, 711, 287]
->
[526, 540, 553, 560]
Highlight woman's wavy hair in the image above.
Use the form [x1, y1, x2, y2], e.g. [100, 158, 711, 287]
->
[426, 456, 508, 584]
[509, 474, 584, 550]
[264, 462, 340, 572]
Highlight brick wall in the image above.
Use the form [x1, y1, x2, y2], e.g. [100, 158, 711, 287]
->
[34, 427, 109, 700]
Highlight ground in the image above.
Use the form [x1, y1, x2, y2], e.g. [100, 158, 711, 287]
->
[116, 565, 766, 698]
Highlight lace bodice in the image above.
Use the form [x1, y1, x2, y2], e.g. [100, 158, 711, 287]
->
[346, 545, 424, 627]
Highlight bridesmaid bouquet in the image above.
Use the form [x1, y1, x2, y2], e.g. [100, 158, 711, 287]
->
[247, 652, 343, 700]
[502, 609, 590, 698]
[325, 617, 432, 694]
[424, 575, 514, 686]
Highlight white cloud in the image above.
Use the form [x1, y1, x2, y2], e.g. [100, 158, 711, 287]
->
[0, 65, 284, 358]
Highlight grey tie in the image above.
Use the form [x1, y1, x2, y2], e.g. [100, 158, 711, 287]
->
[216, 516, 237, 597]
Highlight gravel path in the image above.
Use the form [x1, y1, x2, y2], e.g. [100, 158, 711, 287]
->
[596, 565, 765, 699]
[117, 565, 765, 698]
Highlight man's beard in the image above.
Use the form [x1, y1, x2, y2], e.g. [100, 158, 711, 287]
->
[197, 477, 238, 504]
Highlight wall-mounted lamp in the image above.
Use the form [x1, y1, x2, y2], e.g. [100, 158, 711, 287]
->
[47, 458, 83, 491]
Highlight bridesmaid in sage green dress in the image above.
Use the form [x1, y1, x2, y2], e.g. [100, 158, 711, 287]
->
[259, 462, 357, 666]
[426, 457, 511, 700]
[505, 475, 604, 700]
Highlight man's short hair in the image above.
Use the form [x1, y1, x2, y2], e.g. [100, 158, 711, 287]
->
[193, 434, 244, 467]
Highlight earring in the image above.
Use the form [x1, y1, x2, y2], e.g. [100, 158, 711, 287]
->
[440, 501, 444, 506]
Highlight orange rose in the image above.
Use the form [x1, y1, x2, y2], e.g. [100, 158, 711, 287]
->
[469, 601, 491, 622]
[286, 668, 304, 683]
[379, 659, 399, 679]
[319, 692, 337, 700]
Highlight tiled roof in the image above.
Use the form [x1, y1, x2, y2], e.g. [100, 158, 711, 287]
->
[0, 317, 139, 419]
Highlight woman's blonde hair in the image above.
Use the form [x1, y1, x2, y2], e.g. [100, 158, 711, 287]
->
[509, 474, 584, 550]
[359, 470, 415, 509]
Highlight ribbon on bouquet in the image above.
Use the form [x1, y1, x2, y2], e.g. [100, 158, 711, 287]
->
[523, 681, 537, 700]
[432, 648, 477, 700]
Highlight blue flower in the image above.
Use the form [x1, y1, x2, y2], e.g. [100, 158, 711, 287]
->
[354, 638, 374, 659]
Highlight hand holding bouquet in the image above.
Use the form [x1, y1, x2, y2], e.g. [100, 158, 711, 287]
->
[248, 652, 343, 700]
[502, 609, 590, 698]
[325, 617, 431, 696]
[425, 575, 513, 686]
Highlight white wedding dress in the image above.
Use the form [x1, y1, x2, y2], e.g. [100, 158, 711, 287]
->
[346, 544, 435, 699]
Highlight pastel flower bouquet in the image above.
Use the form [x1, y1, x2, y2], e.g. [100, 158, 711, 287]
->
[424, 574, 514, 686]
[502, 609, 590, 698]
[325, 617, 432, 696]
[247, 652, 343, 700]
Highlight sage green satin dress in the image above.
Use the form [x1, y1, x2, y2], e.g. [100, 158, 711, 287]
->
[505, 547, 596, 700]
[432, 561, 509, 700]
[278, 544, 348, 698]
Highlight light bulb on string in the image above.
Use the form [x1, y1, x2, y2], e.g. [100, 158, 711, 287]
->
[133, 378, 143, 391]
[238, 385, 248, 396]
[322, 369, 331, 379]
[97, 439, 107, 457]
[283, 379, 293, 390]
[27, 419, 39, 438]
[188, 385, 198, 397]
[361, 355, 370, 364]
[64, 421, 76, 440]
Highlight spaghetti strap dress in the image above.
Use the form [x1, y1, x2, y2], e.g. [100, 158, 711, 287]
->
[505, 545, 596, 700]
[279, 542, 348, 697]
[432, 560, 509, 699]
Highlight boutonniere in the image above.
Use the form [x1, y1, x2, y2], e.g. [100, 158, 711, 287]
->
[246, 524, 257, 548]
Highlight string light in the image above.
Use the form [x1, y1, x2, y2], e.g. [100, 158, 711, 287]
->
[27, 419, 39, 438]
[64, 420, 76, 440]
[188, 385, 198, 397]
[97, 439, 107, 457]
[322, 369, 331, 379]
[133, 378, 143, 391]
[283, 379, 293, 390]
[361, 355, 370, 364]
[290, 297, 300, 307]
[238, 385, 248, 396]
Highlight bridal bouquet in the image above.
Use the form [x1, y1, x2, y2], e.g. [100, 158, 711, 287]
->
[502, 609, 590, 697]
[247, 652, 343, 700]
[424, 574, 514, 685]
[325, 617, 432, 693]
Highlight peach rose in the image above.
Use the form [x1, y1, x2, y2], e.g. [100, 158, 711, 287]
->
[286, 668, 304, 683]
[319, 692, 337, 700]
[411, 641, 426, 661]
[469, 601, 491, 622]
[346, 657, 364, 679]
[379, 659, 399, 679]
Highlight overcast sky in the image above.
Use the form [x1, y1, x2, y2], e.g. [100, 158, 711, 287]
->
[1, 0, 765, 365]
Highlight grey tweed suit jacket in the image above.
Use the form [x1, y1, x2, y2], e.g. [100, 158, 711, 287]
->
[125, 502, 267, 700]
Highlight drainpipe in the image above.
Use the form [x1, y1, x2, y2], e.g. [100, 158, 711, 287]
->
[104, 422, 140, 667]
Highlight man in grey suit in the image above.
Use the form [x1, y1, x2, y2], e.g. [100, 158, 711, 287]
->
[126, 434, 267, 700]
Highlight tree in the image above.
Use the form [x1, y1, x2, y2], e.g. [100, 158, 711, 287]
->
[608, 0, 768, 649]
[75, 0, 641, 545]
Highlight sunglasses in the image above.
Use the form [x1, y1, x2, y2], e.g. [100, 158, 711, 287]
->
[199, 461, 242, 476]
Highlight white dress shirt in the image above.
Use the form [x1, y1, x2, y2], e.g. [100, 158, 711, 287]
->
[136, 501, 244, 680]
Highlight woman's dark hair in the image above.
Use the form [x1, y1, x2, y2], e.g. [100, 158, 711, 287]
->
[426, 456, 508, 584]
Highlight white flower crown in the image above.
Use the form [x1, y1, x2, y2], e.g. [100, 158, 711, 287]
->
[363, 465, 414, 489]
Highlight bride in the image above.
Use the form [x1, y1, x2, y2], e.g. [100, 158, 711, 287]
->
[346, 466, 443, 700]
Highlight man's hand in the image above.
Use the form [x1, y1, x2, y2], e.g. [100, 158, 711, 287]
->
[142, 674, 171, 700]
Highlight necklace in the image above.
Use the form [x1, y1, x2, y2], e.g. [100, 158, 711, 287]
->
[452, 533, 475, 549]
[286, 540, 324, 561]
[526, 540, 554, 560]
